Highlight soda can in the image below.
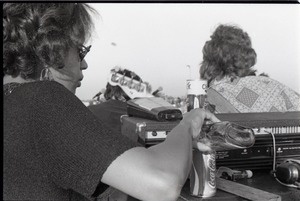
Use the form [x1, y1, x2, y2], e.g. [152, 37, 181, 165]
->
[186, 79, 208, 111]
[186, 78, 216, 197]
[190, 150, 217, 197]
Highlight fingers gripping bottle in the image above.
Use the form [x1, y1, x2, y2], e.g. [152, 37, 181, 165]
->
[186, 79, 217, 198]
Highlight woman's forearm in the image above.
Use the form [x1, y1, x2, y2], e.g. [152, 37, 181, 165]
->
[101, 121, 193, 201]
[148, 121, 193, 184]
[102, 109, 217, 201]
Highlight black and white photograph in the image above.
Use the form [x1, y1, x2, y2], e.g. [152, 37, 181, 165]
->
[3, 2, 300, 201]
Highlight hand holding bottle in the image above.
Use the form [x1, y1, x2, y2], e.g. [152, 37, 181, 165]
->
[197, 121, 255, 151]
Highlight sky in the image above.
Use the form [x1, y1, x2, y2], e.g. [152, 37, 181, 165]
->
[76, 3, 300, 100]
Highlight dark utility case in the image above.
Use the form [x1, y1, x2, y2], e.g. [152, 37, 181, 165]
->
[126, 97, 182, 121]
[121, 115, 179, 146]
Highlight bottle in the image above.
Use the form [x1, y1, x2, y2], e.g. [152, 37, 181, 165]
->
[198, 121, 255, 151]
[186, 79, 208, 111]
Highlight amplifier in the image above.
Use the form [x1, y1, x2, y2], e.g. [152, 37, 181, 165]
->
[215, 112, 300, 170]
[121, 112, 300, 170]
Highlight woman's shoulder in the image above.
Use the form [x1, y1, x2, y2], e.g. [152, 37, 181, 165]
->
[23, 81, 71, 95]
[19, 81, 78, 103]
[4, 81, 66, 98]
[25, 80, 66, 90]
[241, 75, 276, 82]
[210, 75, 299, 99]
[240, 76, 298, 92]
[212, 75, 284, 88]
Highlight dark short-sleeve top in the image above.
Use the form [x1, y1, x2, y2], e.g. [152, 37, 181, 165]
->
[88, 100, 128, 134]
[3, 81, 138, 201]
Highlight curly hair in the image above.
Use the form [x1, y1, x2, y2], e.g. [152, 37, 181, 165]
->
[200, 24, 257, 84]
[3, 3, 95, 80]
[104, 69, 143, 101]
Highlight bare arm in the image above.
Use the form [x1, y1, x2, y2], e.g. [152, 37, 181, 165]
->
[101, 109, 219, 201]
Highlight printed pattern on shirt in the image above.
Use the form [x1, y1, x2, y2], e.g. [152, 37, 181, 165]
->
[210, 76, 300, 113]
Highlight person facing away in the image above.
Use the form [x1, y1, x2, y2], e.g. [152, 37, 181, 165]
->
[89, 67, 154, 134]
[200, 24, 300, 113]
[3, 3, 219, 201]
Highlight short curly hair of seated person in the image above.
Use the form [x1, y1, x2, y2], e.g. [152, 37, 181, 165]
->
[200, 24, 257, 84]
[3, 3, 95, 80]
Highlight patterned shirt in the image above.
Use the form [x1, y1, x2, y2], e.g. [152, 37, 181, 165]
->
[207, 76, 300, 113]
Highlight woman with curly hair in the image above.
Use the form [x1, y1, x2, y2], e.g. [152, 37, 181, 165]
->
[3, 3, 219, 201]
[200, 24, 300, 113]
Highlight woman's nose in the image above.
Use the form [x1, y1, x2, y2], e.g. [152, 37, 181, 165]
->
[81, 59, 88, 70]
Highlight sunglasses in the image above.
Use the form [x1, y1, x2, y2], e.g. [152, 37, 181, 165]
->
[79, 45, 92, 61]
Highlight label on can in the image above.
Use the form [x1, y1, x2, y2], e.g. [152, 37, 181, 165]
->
[186, 79, 207, 95]
[190, 150, 216, 198]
